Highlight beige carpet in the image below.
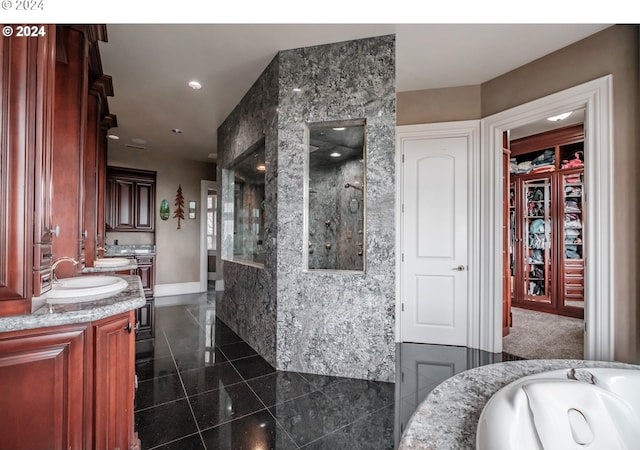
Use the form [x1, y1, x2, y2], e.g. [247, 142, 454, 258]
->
[503, 307, 584, 360]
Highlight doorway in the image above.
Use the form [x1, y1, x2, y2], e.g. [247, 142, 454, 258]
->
[481, 75, 614, 361]
[200, 180, 218, 292]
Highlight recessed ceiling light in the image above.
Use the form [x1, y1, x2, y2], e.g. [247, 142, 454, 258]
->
[292, 87, 302, 92]
[107, 134, 119, 140]
[188, 80, 202, 90]
[171, 128, 183, 134]
[330, 152, 342, 158]
[256, 164, 266, 172]
[547, 112, 572, 122]
[332, 127, 346, 131]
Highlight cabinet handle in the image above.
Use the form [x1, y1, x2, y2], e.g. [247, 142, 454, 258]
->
[49, 224, 60, 238]
[125, 322, 132, 334]
[453, 265, 466, 271]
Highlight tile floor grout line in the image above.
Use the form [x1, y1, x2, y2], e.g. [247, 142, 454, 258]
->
[240, 370, 302, 448]
[162, 326, 208, 449]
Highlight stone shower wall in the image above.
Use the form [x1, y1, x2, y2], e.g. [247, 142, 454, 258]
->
[216, 58, 279, 366]
[217, 35, 396, 381]
[276, 35, 396, 382]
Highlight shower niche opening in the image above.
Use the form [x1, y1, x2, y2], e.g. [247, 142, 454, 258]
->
[222, 138, 266, 268]
[306, 119, 366, 272]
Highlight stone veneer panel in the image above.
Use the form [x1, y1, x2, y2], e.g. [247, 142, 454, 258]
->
[217, 35, 396, 382]
[276, 35, 396, 382]
[216, 58, 279, 367]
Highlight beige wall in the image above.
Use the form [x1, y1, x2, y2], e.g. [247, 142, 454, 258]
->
[108, 147, 216, 286]
[397, 25, 640, 363]
[397, 85, 481, 125]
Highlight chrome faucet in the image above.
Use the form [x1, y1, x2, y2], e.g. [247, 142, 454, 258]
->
[51, 257, 79, 283]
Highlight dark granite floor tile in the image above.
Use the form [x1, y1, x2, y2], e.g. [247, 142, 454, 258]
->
[135, 399, 198, 449]
[214, 325, 244, 347]
[247, 371, 316, 407]
[200, 409, 297, 450]
[180, 361, 244, 396]
[135, 372, 186, 411]
[189, 382, 265, 430]
[218, 341, 258, 361]
[151, 432, 206, 450]
[173, 349, 228, 372]
[135, 355, 178, 381]
[231, 354, 276, 381]
[321, 378, 396, 423]
[136, 336, 172, 359]
[269, 390, 354, 447]
[302, 406, 395, 450]
[297, 372, 352, 390]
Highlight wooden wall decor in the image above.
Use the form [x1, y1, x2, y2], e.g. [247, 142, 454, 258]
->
[173, 185, 185, 229]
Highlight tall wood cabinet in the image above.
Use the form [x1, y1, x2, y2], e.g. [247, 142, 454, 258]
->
[106, 167, 156, 232]
[508, 125, 584, 319]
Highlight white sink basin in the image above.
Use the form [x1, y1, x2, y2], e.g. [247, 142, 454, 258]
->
[476, 368, 640, 450]
[94, 257, 132, 268]
[47, 275, 128, 303]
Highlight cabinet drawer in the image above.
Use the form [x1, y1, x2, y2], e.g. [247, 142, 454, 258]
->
[32, 269, 52, 297]
[564, 276, 584, 286]
[564, 265, 584, 276]
[565, 286, 584, 297]
[33, 244, 53, 270]
[135, 256, 154, 265]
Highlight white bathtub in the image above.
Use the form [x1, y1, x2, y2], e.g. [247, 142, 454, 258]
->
[476, 368, 640, 449]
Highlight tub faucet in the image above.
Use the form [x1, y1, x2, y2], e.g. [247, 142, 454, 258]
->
[51, 257, 79, 283]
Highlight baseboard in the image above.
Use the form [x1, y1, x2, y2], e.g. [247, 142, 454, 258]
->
[154, 282, 202, 298]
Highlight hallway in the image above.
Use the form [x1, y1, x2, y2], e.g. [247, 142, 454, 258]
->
[134, 289, 521, 449]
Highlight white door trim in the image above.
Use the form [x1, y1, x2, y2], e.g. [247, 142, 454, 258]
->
[200, 180, 218, 292]
[396, 120, 481, 348]
[480, 75, 614, 360]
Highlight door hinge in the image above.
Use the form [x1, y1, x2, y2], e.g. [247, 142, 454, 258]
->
[401, 253, 404, 262]
[402, 154, 405, 163]
[401, 203, 404, 213]
[584, 322, 587, 333]
[401, 371, 405, 382]
[401, 303, 405, 312]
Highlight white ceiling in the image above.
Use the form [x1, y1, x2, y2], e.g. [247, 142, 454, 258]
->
[98, 24, 611, 163]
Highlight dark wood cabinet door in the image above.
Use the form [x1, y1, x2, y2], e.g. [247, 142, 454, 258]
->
[135, 299, 155, 340]
[136, 259, 154, 298]
[114, 179, 135, 230]
[93, 311, 136, 450]
[135, 182, 155, 230]
[0, 323, 89, 450]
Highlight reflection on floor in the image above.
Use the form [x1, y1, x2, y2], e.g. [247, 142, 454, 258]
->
[134, 290, 523, 449]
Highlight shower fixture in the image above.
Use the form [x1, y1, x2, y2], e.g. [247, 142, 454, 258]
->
[345, 183, 363, 191]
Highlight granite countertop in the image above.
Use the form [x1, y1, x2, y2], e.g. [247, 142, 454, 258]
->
[104, 244, 156, 256]
[0, 275, 145, 333]
[398, 359, 640, 450]
[82, 260, 138, 273]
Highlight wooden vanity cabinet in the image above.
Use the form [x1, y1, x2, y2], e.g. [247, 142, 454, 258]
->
[0, 310, 140, 450]
[93, 310, 139, 450]
[0, 322, 90, 449]
[134, 255, 155, 340]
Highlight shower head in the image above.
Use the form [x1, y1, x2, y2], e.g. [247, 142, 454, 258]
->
[345, 183, 363, 191]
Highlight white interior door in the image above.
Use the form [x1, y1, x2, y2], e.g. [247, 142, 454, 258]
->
[401, 134, 470, 346]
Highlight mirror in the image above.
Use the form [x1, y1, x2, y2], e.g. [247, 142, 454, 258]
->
[222, 139, 266, 267]
[306, 120, 366, 271]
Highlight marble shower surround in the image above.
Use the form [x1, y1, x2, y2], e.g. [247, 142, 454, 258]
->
[217, 35, 396, 382]
[217, 57, 279, 366]
[277, 35, 396, 382]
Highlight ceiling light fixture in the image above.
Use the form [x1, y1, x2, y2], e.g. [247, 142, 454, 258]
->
[292, 88, 302, 92]
[131, 137, 147, 145]
[330, 152, 342, 158]
[171, 128, 183, 134]
[188, 80, 202, 90]
[256, 164, 266, 172]
[332, 127, 346, 131]
[547, 112, 572, 122]
[107, 134, 119, 140]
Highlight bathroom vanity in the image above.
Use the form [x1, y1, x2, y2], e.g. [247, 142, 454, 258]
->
[398, 359, 640, 449]
[0, 275, 145, 450]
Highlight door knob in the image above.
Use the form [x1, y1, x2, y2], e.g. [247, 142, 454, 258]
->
[453, 265, 466, 271]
